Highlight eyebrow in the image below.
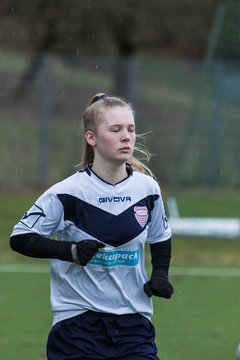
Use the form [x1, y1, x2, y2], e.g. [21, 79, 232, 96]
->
[108, 124, 135, 128]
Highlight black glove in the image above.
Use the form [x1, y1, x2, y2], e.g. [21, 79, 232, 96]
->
[144, 269, 174, 299]
[71, 240, 105, 266]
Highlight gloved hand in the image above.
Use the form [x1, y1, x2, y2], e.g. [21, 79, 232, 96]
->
[71, 240, 105, 266]
[144, 269, 174, 299]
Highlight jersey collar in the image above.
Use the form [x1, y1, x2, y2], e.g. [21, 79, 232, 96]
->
[83, 163, 133, 185]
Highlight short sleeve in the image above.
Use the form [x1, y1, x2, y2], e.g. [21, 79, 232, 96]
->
[147, 192, 172, 244]
[11, 190, 64, 238]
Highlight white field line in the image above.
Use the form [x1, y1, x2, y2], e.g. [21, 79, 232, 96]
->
[0, 263, 240, 277]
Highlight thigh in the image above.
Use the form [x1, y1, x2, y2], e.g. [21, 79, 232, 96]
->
[112, 314, 160, 360]
[46, 312, 111, 360]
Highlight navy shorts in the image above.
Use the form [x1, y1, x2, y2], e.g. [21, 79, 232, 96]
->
[47, 311, 160, 360]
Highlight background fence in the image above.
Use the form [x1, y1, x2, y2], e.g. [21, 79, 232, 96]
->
[0, 50, 239, 191]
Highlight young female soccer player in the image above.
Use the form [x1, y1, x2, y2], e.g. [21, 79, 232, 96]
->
[10, 93, 174, 360]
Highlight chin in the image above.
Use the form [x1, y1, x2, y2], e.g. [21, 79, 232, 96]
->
[114, 155, 131, 164]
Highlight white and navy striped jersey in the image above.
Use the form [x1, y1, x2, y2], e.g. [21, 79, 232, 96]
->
[11, 166, 171, 325]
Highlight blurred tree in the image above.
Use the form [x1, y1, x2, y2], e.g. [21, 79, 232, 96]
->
[0, 0, 220, 99]
[0, 0, 220, 57]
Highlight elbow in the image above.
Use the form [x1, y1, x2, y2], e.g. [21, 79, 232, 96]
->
[10, 234, 30, 255]
[10, 235, 20, 253]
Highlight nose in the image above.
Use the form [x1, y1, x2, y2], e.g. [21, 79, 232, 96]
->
[120, 128, 131, 142]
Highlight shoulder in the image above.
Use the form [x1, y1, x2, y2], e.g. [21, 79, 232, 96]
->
[58, 170, 88, 188]
[40, 171, 86, 199]
[132, 171, 160, 193]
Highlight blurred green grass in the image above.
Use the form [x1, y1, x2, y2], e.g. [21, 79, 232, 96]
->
[0, 271, 51, 360]
[175, 188, 240, 217]
[153, 275, 240, 360]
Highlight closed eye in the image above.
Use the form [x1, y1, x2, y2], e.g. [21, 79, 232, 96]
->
[128, 125, 135, 132]
[110, 126, 120, 132]
[109, 125, 135, 132]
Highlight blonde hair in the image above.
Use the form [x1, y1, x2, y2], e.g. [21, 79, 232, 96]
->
[80, 93, 154, 177]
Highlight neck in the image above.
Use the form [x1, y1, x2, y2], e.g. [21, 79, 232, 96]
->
[91, 161, 128, 185]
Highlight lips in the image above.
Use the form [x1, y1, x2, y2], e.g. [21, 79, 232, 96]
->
[119, 147, 131, 152]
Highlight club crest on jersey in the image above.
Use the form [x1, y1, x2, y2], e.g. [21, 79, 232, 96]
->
[134, 206, 148, 227]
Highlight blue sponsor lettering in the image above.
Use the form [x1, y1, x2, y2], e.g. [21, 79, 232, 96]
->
[89, 249, 140, 267]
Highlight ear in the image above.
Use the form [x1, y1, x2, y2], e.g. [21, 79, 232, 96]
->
[85, 130, 96, 147]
